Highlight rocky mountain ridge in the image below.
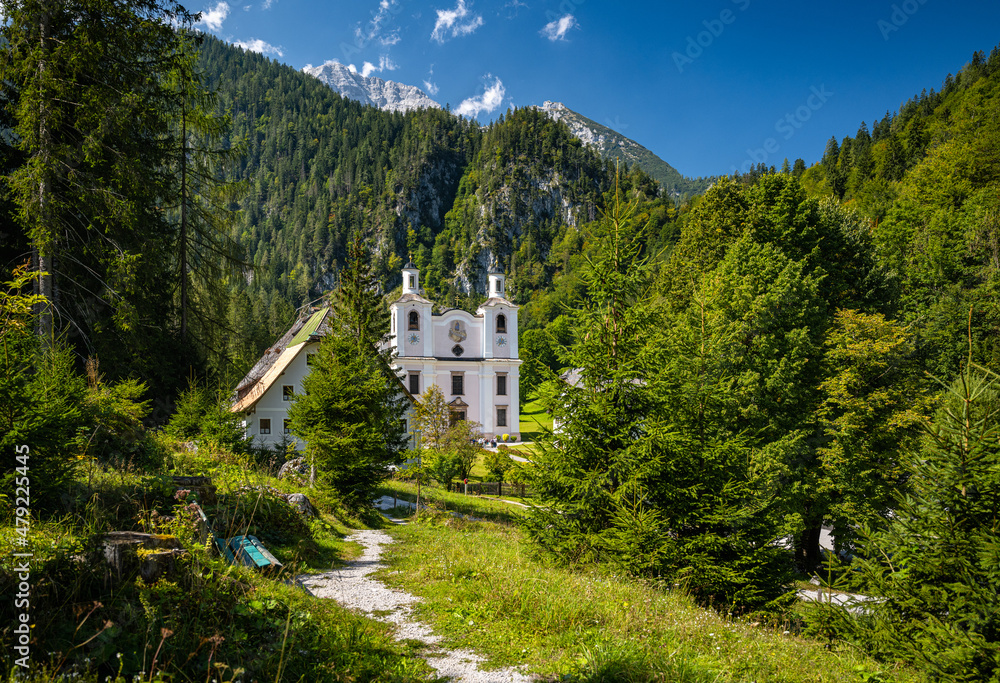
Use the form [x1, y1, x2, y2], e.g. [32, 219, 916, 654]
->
[536, 101, 711, 197]
[302, 60, 440, 113]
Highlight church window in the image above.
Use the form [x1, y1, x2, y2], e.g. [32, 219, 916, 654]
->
[496, 314, 507, 334]
[409, 372, 420, 395]
[497, 374, 507, 396]
[408, 310, 419, 331]
[451, 373, 464, 396]
[497, 407, 507, 427]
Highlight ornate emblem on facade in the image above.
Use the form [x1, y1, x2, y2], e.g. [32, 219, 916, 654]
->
[447, 321, 467, 343]
[452, 344, 464, 357]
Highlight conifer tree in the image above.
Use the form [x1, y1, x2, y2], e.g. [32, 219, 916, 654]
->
[167, 30, 246, 362]
[826, 353, 1000, 680]
[287, 238, 407, 508]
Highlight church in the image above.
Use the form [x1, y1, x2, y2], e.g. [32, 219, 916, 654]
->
[230, 262, 521, 448]
[389, 262, 521, 440]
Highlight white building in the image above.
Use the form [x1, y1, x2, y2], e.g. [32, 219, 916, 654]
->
[230, 307, 338, 449]
[390, 262, 522, 440]
[230, 263, 521, 448]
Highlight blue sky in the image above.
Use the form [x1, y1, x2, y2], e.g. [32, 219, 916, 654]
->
[197, 0, 1000, 178]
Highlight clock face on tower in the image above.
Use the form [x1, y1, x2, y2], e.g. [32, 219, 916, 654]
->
[408, 333, 420, 345]
[496, 335, 507, 347]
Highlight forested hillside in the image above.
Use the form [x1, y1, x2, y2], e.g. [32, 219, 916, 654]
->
[800, 47, 1000, 377]
[196, 36, 675, 366]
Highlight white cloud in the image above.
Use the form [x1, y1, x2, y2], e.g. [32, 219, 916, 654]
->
[502, 0, 528, 18]
[198, 1, 230, 31]
[243, 4, 251, 10]
[262, 0, 274, 8]
[456, 75, 505, 118]
[358, 55, 398, 77]
[431, 0, 483, 43]
[540, 13, 577, 41]
[233, 38, 284, 57]
[423, 64, 439, 95]
[356, 0, 400, 47]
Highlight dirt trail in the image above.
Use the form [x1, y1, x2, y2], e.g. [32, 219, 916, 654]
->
[298, 527, 533, 683]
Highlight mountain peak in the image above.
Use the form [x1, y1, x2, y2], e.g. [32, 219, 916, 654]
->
[534, 101, 710, 198]
[302, 60, 440, 113]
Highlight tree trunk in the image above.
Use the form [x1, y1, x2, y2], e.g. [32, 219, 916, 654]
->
[796, 525, 823, 573]
[179, 106, 188, 342]
[36, 3, 53, 343]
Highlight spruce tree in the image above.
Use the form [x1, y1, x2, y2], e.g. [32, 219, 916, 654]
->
[287, 238, 407, 509]
[827, 354, 1000, 680]
[525, 176, 792, 610]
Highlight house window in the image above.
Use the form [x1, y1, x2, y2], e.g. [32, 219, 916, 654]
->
[282, 385, 294, 401]
[408, 372, 420, 395]
[496, 314, 507, 334]
[259, 418, 271, 435]
[497, 407, 507, 427]
[283, 419, 291, 434]
[497, 374, 507, 396]
[450, 410, 466, 426]
[408, 310, 419, 331]
[451, 373, 464, 396]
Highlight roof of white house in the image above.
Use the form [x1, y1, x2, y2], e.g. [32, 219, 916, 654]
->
[231, 307, 332, 413]
[230, 305, 416, 414]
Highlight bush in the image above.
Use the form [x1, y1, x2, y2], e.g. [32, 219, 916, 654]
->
[164, 379, 252, 455]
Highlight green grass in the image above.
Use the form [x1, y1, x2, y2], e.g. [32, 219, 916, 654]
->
[379, 479, 528, 523]
[519, 394, 553, 441]
[378, 518, 925, 683]
[0, 450, 437, 683]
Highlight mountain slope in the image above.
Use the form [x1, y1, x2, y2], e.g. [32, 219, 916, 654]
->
[302, 60, 440, 113]
[537, 101, 711, 198]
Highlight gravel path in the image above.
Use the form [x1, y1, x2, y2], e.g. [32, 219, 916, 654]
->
[298, 527, 533, 683]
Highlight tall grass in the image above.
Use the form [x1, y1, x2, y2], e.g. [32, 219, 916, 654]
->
[379, 517, 924, 683]
[0, 447, 434, 682]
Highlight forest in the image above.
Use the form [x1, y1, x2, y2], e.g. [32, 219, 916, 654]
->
[1, 0, 1000, 680]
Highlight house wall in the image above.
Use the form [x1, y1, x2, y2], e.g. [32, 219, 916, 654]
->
[244, 340, 417, 451]
[244, 341, 316, 450]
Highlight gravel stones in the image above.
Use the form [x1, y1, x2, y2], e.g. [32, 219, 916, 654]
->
[298, 528, 533, 683]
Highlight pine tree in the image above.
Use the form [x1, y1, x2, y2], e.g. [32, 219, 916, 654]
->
[825, 355, 1000, 680]
[167, 30, 246, 362]
[287, 238, 407, 508]
[0, 0, 196, 394]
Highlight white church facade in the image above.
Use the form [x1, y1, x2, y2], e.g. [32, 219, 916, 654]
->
[230, 263, 521, 449]
[389, 262, 521, 440]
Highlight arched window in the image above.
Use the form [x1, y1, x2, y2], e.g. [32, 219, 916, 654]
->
[496, 313, 507, 334]
[408, 311, 419, 331]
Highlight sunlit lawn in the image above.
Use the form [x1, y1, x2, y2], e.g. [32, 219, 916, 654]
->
[519, 393, 553, 441]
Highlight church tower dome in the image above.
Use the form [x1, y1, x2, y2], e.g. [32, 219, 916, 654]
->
[402, 260, 420, 295]
[487, 271, 506, 299]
